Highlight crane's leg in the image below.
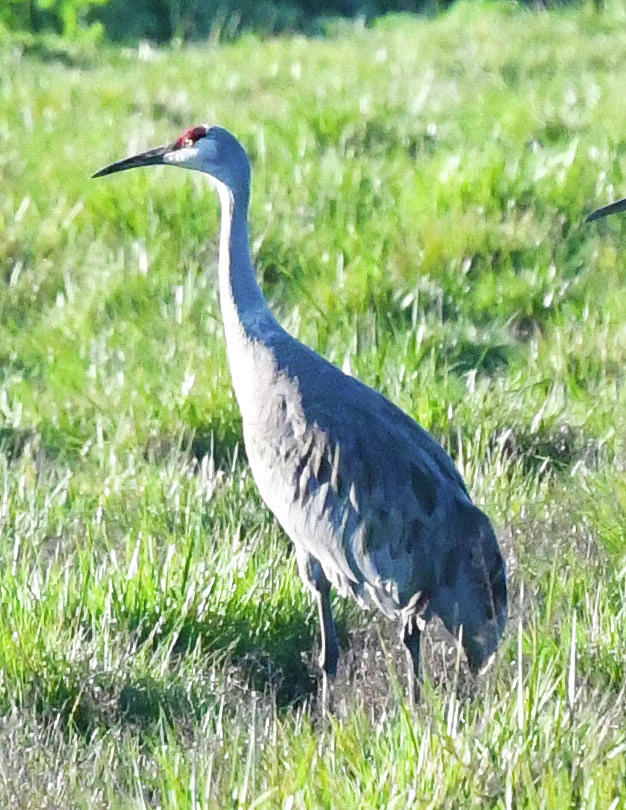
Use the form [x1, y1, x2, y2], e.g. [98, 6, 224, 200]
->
[401, 614, 425, 707]
[400, 591, 430, 706]
[295, 548, 339, 711]
[315, 576, 339, 711]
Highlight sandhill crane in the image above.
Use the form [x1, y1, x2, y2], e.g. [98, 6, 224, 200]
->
[94, 125, 507, 704]
[586, 196, 626, 221]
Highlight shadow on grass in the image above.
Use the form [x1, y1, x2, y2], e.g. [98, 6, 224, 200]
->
[0, 423, 84, 463]
[25, 600, 325, 737]
[490, 423, 600, 476]
[189, 423, 244, 471]
[445, 338, 511, 376]
[154, 605, 320, 707]
[141, 412, 244, 472]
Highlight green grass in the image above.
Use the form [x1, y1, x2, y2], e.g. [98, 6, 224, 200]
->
[1, 0, 625, 806]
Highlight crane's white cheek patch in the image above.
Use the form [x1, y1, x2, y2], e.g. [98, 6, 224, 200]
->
[164, 146, 200, 166]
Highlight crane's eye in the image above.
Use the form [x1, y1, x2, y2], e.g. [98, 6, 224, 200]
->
[174, 125, 208, 150]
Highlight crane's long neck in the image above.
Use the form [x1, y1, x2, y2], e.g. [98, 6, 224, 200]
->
[216, 184, 269, 335]
[216, 182, 282, 406]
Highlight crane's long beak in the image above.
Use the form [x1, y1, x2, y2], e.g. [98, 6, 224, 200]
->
[92, 144, 172, 178]
[585, 196, 626, 222]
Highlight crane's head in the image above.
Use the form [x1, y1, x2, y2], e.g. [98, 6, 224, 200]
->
[430, 503, 508, 675]
[93, 125, 251, 197]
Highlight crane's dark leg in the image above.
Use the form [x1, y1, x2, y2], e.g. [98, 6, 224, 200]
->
[402, 616, 422, 707]
[401, 599, 430, 707]
[295, 548, 339, 711]
[315, 576, 339, 710]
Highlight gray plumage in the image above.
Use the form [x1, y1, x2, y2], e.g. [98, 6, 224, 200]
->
[94, 124, 508, 701]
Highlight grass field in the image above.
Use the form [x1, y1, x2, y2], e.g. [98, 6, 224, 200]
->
[1, 0, 625, 806]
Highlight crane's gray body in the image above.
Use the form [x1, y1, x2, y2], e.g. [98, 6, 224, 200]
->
[241, 327, 470, 619]
[94, 125, 508, 693]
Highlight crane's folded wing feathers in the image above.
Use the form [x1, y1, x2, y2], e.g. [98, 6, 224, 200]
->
[249, 337, 477, 614]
